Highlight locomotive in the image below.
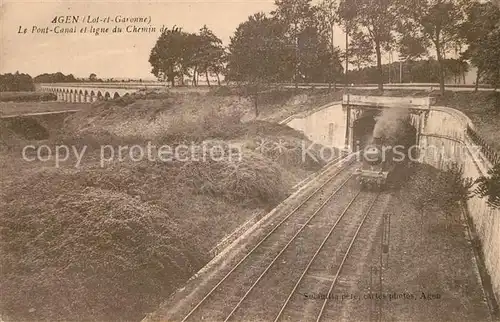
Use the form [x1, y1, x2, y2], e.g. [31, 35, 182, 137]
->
[356, 137, 396, 190]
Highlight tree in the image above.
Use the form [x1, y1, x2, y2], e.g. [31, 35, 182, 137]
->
[0, 72, 35, 91]
[296, 24, 342, 83]
[349, 31, 375, 71]
[398, 33, 429, 61]
[226, 13, 294, 116]
[460, 1, 500, 90]
[398, 0, 464, 95]
[183, 32, 203, 86]
[316, 0, 343, 90]
[438, 164, 474, 229]
[211, 51, 228, 86]
[339, 0, 399, 91]
[33, 72, 78, 83]
[149, 26, 191, 86]
[337, 0, 359, 87]
[149, 25, 227, 87]
[197, 25, 226, 87]
[442, 58, 469, 84]
[272, 0, 315, 89]
[89, 73, 97, 82]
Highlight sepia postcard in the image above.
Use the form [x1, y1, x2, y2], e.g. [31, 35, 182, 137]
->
[1, 0, 499, 321]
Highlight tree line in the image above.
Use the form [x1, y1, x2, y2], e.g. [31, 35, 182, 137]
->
[149, 0, 500, 95]
[149, 3, 344, 91]
[0, 72, 80, 92]
[0, 72, 143, 92]
[348, 58, 470, 85]
[0, 72, 35, 92]
[149, 25, 226, 87]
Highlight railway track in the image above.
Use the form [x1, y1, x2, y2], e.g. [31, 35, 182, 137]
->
[318, 193, 392, 322]
[172, 155, 359, 321]
[272, 192, 382, 322]
[272, 192, 391, 322]
[160, 152, 391, 322]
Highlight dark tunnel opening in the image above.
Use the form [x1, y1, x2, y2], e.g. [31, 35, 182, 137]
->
[354, 108, 419, 190]
[353, 110, 418, 158]
[352, 110, 379, 151]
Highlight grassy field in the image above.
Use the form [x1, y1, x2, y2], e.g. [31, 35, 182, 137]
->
[0, 101, 88, 117]
[0, 90, 329, 322]
[0, 87, 497, 321]
[434, 91, 500, 150]
[0, 91, 57, 103]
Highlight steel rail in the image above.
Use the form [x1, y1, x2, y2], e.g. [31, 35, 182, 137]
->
[272, 190, 365, 322]
[180, 155, 356, 322]
[222, 178, 359, 322]
[315, 193, 381, 322]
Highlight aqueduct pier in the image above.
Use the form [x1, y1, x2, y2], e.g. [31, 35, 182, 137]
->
[38, 83, 165, 103]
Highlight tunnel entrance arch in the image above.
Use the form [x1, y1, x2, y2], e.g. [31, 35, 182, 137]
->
[352, 109, 380, 151]
[342, 94, 433, 152]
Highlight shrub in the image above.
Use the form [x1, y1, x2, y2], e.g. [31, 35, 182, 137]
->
[180, 150, 287, 207]
[0, 169, 206, 321]
[409, 162, 474, 224]
[474, 163, 500, 209]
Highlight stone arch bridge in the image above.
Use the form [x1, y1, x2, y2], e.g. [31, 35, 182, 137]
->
[39, 83, 166, 103]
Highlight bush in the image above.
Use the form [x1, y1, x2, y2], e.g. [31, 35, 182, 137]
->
[408, 162, 474, 222]
[0, 168, 207, 321]
[474, 163, 500, 209]
[246, 135, 327, 170]
[180, 150, 288, 207]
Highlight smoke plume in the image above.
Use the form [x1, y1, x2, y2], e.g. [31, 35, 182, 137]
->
[372, 107, 410, 145]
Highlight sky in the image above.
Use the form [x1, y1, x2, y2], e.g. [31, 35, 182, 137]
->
[0, 0, 347, 80]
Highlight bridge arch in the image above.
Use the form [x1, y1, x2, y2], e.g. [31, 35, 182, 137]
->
[38, 83, 153, 104]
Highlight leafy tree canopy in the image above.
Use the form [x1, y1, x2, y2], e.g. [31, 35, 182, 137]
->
[0, 72, 34, 92]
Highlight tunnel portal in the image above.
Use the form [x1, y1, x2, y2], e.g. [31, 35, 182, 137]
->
[351, 108, 419, 162]
[352, 110, 379, 151]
